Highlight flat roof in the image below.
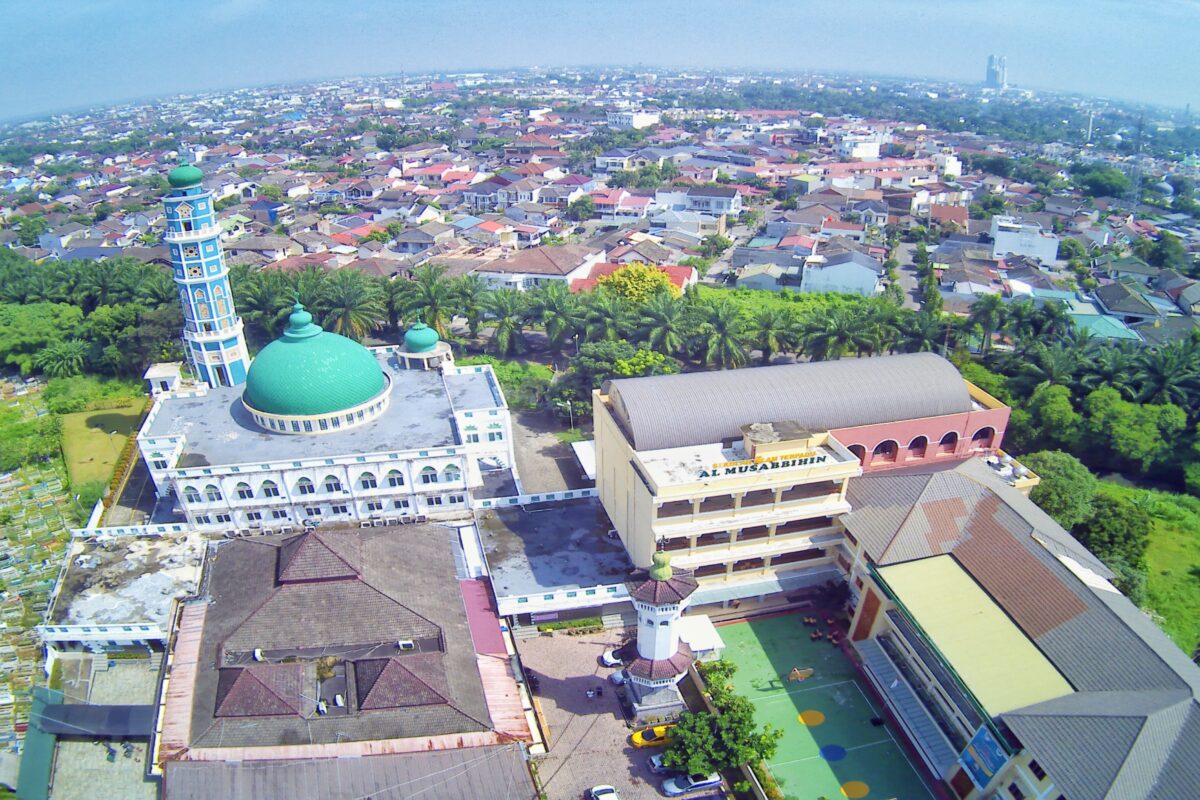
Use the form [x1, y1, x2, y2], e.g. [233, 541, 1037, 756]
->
[476, 497, 633, 599]
[879, 555, 1074, 717]
[637, 439, 851, 488]
[147, 354, 499, 467]
[50, 534, 205, 626]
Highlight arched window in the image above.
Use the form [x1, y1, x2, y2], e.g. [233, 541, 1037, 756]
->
[204, 484, 222, 502]
[213, 285, 225, 297]
[847, 444, 866, 465]
[971, 427, 995, 450]
[261, 480, 280, 498]
[871, 440, 898, 464]
[938, 431, 959, 455]
[386, 470, 405, 487]
[297, 477, 315, 495]
[908, 436, 928, 459]
[194, 288, 206, 301]
[359, 472, 377, 490]
[183, 485, 201, 503]
[443, 464, 462, 483]
[324, 475, 343, 493]
[419, 467, 438, 485]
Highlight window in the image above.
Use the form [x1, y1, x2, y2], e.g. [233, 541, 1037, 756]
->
[367, 501, 383, 512]
[443, 465, 461, 482]
[183, 486, 201, 503]
[196, 515, 211, 524]
[152, 459, 168, 470]
[938, 431, 959, 455]
[386, 470, 404, 487]
[318, 418, 329, 431]
[305, 507, 322, 517]
[297, 478, 315, 495]
[359, 472, 377, 490]
[303, 420, 313, 432]
[331, 504, 348, 514]
[428, 496, 444, 506]
[488, 431, 504, 442]
[871, 440, 898, 464]
[183, 244, 199, 258]
[1007, 785, 1025, 800]
[216, 513, 232, 524]
[971, 426, 995, 450]
[393, 499, 409, 510]
[261, 480, 280, 497]
[203, 484, 222, 502]
[1029, 761, 1046, 782]
[449, 494, 465, 504]
[247, 511, 262, 521]
[323, 475, 342, 493]
[465, 433, 480, 443]
[236, 482, 253, 500]
[908, 435, 928, 459]
[271, 509, 288, 519]
[420, 467, 438, 484]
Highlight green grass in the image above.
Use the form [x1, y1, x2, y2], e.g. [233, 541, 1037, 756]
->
[553, 427, 588, 444]
[60, 400, 144, 486]
[1098, 481, 1200, 655]
[720, 615, 934, 800]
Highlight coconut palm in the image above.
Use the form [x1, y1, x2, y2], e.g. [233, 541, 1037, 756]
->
[239, 269, 294, 338]
[33, 340, 88, 378]
[581, 291, 632, 343]
[862, 304, 902, 355]
[898, 311, 948, 354]
[528, 281, 582, 353]
[403, 264, 455, 337]
[1134, 342, 1200, 408]
[967, 293, 1006, 355]
[748, 306, 796, 364]
[453, 274, 490, 338]
[319, 269, 385, 340]
[799, 308, 878, 361]
[484, 288, 529, 356]
[380, 277, 409, 334]
[691, 299, 748, 369]
[636, 292, 688, 357]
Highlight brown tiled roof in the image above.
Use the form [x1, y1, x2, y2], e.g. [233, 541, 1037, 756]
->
[627, 642, 694, 681]
[277, 531, 360, 583]
[479, 244, 599, 276]
[628, 570, 698, 604]
[214, 664, 304, 718]
[355, 655, 450, 710]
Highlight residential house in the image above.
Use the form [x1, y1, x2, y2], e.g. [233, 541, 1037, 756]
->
[569, 262, 697, 294]
[1092, 282, 1164, 324]
[685, 186, 743, 216]
[801, 251, 885, 296]
[990, 216, 1060, 263]
[1097, 254, 1161, 286]
[475, 244, 604, 290]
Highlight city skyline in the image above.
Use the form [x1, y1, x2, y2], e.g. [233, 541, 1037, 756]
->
[2, 0, 1199, 121]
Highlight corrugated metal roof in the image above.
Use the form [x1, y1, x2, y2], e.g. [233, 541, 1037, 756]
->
[605, 353, 972, 451]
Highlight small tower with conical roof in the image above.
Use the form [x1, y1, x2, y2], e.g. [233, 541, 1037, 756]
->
[625, 551, 698, 720]
[163, 163, 250, 388]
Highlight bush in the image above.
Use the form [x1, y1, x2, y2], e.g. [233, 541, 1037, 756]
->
[535, 616, 602, 632]
[456, 356, 552, 411]
[1022, 450, 1098, 529]
[43, 375, 141, 414]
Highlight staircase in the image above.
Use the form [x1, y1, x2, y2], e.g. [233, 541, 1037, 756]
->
[601, 611, 635, 630]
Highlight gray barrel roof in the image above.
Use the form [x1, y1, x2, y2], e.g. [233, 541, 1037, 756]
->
[603, 353, 973, 452]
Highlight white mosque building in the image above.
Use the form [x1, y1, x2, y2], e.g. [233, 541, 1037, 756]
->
[135, 165, 516, 532]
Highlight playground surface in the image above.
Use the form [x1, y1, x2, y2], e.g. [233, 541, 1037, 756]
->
[720, 614, 935, 800]
[60, 401, 144, 485]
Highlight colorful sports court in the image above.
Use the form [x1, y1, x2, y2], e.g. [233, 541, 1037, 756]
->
[719, 614, 935, 800]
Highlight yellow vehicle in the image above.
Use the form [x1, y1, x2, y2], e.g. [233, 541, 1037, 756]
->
[630, 723, 677, 748]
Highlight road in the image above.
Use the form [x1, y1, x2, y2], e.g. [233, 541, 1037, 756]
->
[892, 241, 924, 311]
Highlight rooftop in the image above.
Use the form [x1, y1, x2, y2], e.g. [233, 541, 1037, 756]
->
[476, 497, 634, 599]
[635, 437, 853, 488]
[146, 353, 500, 467]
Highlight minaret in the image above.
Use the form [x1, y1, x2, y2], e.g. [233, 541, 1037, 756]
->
[625, 551, 698, 719]
[163, 163, 250, 388]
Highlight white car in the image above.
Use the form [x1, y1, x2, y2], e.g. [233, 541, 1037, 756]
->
[662, 772, 721, 796]
[587, 786, 620, 800]
[599, 648, 623, 668]
[609, 669, 628, 686]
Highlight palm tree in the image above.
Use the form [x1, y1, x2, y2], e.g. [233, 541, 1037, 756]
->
[1135, 342, 1200, 408]
[404, 264, 455, 337]
[967, 293, 1006, 355]
[582, 291, 632, 343]
[527, 281, 582, 353]
[453, 274, 490, 338]
[381, 277, 409, 334]
[1016, 342, 1083, 393]
[320, 269, 385, 341]
[484, 288, 529, 356]
[75, 261, 118, 311]
[691, 299, 748, 369]
[862, 304, 902, 355]
[1033, 300, 1073, 341]
[291, 265, 327, 311]
[1078, 342, 1138, 399]
[749, 306, 796, 365]
[136, 268, 177, 308]
[799, 309, 878, 361]
[33, 340, 88, 377]
[239, 270, 293, 338]
[636, 292, 688, 357]
[898, 311, 948, 354]
[1003, 298, 1040, 345]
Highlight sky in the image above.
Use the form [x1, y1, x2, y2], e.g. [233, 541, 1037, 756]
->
[2, 0, 1199, 121]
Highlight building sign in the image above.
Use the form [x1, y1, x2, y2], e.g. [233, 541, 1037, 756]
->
[958, 725, 1009, 790]
[698, 451, 827, 479]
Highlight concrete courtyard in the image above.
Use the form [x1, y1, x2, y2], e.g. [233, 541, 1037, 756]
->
[510, 410, 592, 494]
[519, 629, 670, 800]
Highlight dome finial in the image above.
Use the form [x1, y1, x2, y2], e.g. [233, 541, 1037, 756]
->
[649, 550, 673, 581]
[283, 302, 321, 340]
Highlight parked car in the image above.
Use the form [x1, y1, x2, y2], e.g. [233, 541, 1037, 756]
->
[647, 753, 681, 775]
[587, 786, 620, 800]
[630, 723, 676, 748]
[662, 773, 721, 796]
[599, 648, 623, 667]
[609, 669, 628, 686]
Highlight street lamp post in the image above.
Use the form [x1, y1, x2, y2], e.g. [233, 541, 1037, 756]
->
[555, 400, 574, 431]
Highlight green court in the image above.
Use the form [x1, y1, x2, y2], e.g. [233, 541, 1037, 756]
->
[720, 615, 935, 800]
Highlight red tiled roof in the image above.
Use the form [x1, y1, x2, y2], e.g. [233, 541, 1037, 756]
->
[570, 262, 696, 294]
[627, 642, 694, 681]
[277, 531, 360, 583]
[354, 655, 450, 710]
[214, 664, 304, 718]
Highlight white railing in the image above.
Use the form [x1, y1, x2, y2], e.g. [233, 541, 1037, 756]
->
[473, 488, 597, 510]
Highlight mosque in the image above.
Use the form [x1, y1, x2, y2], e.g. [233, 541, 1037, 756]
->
[135, 165, 516, 532]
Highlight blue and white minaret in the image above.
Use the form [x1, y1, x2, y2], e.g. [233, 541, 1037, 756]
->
[163, 163, 250, 387]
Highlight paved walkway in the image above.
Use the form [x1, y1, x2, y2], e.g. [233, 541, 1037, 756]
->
[519, 629, 665, 800]
[510, 410, 592, 495]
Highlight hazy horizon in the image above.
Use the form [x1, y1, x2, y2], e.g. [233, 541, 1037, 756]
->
[2, 0, 1199, 122]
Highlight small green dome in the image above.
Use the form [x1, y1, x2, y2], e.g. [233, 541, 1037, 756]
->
[243, 304, 388, 417]
[404, 322, 440, 353]
[649, 551, 673, 581]
[168, 163, 204, 189]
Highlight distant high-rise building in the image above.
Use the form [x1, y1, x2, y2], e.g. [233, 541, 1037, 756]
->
[985, 54, 1008, 90]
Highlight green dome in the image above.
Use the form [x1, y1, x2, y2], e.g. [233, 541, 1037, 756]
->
[649, 551, 673, 581]
[243, 304, 387, 417]
[404, 322, 440, 353]
[168, 163, 204, 189]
